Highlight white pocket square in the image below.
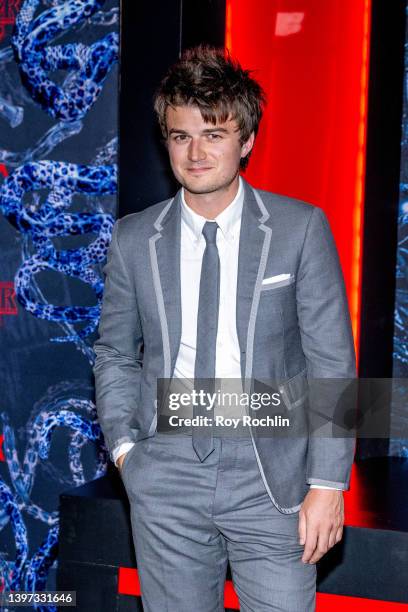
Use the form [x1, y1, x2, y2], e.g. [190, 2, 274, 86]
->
[262, 273, 292, 285]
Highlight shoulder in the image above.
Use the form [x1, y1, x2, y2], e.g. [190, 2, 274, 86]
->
[245, 185, 332, 253]
[254, 187, 318, 219]
[114, 196, 174, 241]
[251, 186, 328, 232]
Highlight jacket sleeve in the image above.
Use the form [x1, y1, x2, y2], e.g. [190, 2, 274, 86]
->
[93, 218, 144, 462]
[296, 207, 357, 490]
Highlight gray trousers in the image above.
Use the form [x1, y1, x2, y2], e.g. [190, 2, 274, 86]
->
[120, 433, 316, 611]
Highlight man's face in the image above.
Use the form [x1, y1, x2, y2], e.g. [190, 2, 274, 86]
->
[165, 105, 254, 197]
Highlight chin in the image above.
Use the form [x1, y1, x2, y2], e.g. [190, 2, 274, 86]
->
[183, 184, 218, 195]
[181, 177, 237, 196]
[178, 177, 216, 194]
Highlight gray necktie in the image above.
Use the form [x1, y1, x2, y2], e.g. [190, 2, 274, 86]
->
[192, 221, 220, 461]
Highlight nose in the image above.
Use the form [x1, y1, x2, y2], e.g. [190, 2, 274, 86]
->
[188, 138, 206, 162]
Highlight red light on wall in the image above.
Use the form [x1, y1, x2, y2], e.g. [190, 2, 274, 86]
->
[0, 1, 23, 43]
[226, 0, 372, 363]
[118, 567, 408, 609]
[118, 567, 142, 596]
[316, 593, 408, 611]
[0, 434, 5, 462]
[118, 567, 240, 608]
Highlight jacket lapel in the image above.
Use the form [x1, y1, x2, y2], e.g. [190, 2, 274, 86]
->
[150, 181, 271, 383]
[236, 180, 272, 381]
[149, 191, 182, 378]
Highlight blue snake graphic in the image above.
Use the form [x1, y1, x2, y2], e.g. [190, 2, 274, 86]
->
[0, 160, 116, 344]
[0, 381, 107, 602]
[11, 0, 119, 121]
[0, 1, 118, 607]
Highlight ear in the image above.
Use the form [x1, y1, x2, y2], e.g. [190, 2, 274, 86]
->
[240, 132, 255, 158]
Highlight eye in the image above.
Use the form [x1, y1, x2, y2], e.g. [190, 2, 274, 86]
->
[207, 133, 222, 141]
[172, 134, 189, 143]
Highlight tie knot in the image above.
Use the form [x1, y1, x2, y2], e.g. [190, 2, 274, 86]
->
[202, 221, 218, 244]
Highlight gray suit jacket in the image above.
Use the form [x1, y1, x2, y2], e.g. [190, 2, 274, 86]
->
[93, 179, 356, 513]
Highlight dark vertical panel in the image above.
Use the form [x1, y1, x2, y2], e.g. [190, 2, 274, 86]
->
[119, 0, 227, 216]
[357, 0, 405, 457]
[181, 0, 226, 49]
[119, 0, 182, 215]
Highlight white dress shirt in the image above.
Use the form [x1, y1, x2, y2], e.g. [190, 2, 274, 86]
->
[112, 178, 339, 491]
[174, 176, 243, 380]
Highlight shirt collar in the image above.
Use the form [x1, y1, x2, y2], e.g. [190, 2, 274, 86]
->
[181, 176, 244, 244]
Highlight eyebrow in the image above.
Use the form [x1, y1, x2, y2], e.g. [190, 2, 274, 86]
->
[168, 127, 229, 135]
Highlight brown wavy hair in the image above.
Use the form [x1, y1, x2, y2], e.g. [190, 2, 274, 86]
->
[154, 45, 266, 169]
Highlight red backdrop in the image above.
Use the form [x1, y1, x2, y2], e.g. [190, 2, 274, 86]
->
[226, 0, 371, 359]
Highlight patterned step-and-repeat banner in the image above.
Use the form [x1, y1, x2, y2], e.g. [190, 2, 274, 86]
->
[0, 0, 119, 607]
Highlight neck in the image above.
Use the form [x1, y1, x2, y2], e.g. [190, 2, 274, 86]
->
[183, 175, 240, 219]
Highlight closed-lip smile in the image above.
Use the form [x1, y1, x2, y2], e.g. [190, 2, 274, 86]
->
[187, 166, 213, 173]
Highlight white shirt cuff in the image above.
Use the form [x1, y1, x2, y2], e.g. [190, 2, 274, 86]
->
[310, 484, 342, 491]
[112, 442, 135, 467]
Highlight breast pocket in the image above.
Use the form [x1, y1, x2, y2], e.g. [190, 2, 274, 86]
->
[258, 279, 296, 306]
[261, 274, 295, 292]
[254, 281, 300, 373]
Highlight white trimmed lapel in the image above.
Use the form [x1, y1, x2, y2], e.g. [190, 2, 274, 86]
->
[148, 191, 182, 379]
[236, 180, 272, 382]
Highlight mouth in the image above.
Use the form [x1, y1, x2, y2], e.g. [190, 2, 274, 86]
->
[186, 166, 213, 174]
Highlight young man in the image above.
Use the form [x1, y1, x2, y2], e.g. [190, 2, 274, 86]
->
[94, 46, 356, 611]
